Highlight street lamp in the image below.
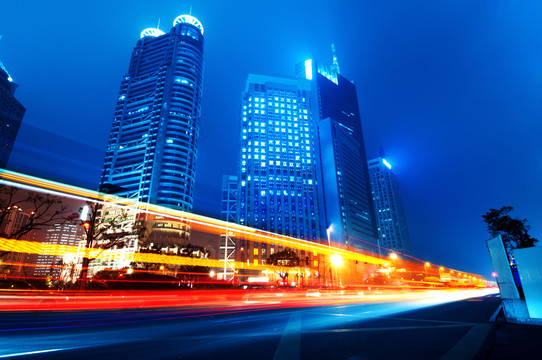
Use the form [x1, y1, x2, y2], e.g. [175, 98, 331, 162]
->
[330, 253, 343, 287]
[330, 253, 343, 267]
[424, 262, 430, 277]
[389, 253, 398, 275]
[326, 225, 334, 287]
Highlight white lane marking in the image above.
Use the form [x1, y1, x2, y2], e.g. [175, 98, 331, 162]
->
[439, 324, 492, 360]
[273, 312, 301, 360]
[0, 349, 61, 358]
[304, 323, 470, 333]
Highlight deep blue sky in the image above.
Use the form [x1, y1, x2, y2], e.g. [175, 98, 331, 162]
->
[2, 1, 541, 278]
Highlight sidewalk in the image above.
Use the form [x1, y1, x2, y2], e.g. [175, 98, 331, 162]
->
[478, 311, 542, 359]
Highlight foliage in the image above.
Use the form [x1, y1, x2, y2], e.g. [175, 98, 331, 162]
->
[267, 248, 300, 267]
[131, 243, 210, 285]
[482, 206, 538, 257]
[266, 248, 300, 282]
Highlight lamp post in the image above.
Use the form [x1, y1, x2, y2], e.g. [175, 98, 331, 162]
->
[389, 253, 398, 279]
[330, 253, 343, 287]
[79, 205, 96, 291]
[327, 225, 333, 288]
[424, 262, 430, 277]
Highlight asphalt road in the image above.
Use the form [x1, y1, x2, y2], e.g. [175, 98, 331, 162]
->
[0, 289, 499, 360]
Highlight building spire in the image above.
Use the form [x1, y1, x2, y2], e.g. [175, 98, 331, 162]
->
[0, 35, 13, 82]
[331, 43, 340, 77]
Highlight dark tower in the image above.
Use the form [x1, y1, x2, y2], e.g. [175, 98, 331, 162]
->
[0, 60, 25, 169]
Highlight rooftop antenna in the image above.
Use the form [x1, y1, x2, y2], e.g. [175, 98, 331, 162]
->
[331, 43, 340, 76]
[189, 5, 193, 15]
[0, 34, 13, 82]
[156, 18, 161, 30]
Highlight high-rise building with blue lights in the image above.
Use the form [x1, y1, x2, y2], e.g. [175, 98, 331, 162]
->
[0, 59, 25, 169]
[234, 48, 378, 258]
[299, 47, 379, 253]
[237, 74, 319, 241]
[368, 157, 411, 255]
[101, 15, 204, 212]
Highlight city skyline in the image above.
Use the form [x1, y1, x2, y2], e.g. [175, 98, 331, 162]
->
[2, 0, 541, 279]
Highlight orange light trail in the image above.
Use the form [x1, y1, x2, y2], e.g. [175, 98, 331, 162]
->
[0, 169, 387, 265]
[0, 169, 487, 285]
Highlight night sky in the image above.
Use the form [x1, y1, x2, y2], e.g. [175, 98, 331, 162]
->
[2, 1, 541, 278]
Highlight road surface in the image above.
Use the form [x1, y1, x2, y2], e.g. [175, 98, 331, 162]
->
[0, 289, 499, 359]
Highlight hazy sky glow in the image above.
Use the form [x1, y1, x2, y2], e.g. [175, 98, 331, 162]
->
[2, 0, 541, 278]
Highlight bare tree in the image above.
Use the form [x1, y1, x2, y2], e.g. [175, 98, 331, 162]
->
[0, 185, 74, 258]
[78, 201, 133, 289]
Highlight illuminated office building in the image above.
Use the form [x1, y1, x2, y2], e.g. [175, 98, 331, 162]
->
[237, 74, 319, 241]
[235, 74, 319, 270]
[235, 48, 378, 258]
[0, 59, 25, 169]
[101, 15, 204, 212]
[34, 223, 84, 279]
[300, 47, 379, 253]
[368, 157, 411, 255]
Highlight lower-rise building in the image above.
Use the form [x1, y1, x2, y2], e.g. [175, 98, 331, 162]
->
[368, 157, 411, 255]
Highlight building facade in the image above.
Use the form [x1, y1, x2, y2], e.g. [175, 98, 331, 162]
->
[300, 49, 379, 253]
[0, 60, 25, 169]
[101, 15, 204, 212]
[34, 223, 84, 279]
[231, 48, 379, 273]
[237, 74, 319, 241]
[232, 74, 320, 274]
[368, 157, 411, 255]
[0, 208, 39, 280]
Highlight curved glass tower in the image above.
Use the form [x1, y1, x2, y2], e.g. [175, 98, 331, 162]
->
[101, 15, 204, 211]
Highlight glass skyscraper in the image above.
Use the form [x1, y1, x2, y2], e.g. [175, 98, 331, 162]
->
[237, 74, 319, 241]
[368, 157, 411, 255]
[233, 48, 379, 258]
[101, 15, 204, 212]
[300, 49, 379, 253]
